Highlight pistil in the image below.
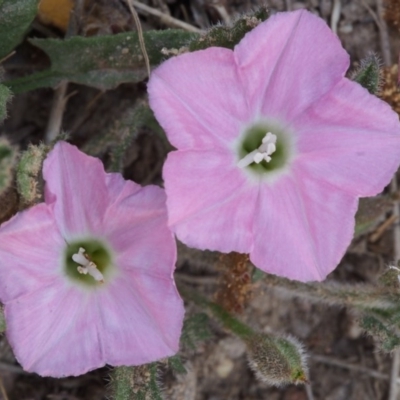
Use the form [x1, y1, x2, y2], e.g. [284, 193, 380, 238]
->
[72, 247, 104, 283]
[238, 132, 277, 168]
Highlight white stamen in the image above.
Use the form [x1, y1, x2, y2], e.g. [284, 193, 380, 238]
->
[238, 132, 277, 168]
[72, 247, 89, 266]
[72, 247, 105, 283]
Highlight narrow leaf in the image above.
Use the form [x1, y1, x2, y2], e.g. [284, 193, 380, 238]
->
[6, 30, 198, 93]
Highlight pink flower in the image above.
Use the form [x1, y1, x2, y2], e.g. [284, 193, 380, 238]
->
[0, 142, 184, 377]
[148, 10, 400, 282]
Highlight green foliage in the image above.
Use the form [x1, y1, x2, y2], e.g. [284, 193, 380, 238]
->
[168, 355, 187, 374]
[247, 334, 308, 386]
[355, 196, 392, 237]
[361, 313, 400, 351]
[110, 364, 163, 400]
[0, 306, 5, 333]
[0, 82, 11, 122]
[262, 269, 400, 351]
[16, 143, 49, 207]
[0, 137, 17, 196]
[108, 102, 164, 173]
[0, 0, 40, 60]
[180, 312, 211, 350]
[179, 284, 308, 386]
[6, 30, 198, 93]
[189, 7, 269, 51]
[351, 53, 382, 95]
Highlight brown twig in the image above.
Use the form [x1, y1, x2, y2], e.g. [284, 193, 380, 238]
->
[44, 0, 85, 143]
[125, 0, 151, 78]
[132, 1, 202, 33]
[305, 384, 315, 400]
[369, 214, 398, 243]
[0, 377, 8, 400]
[311, 354, 400, 383]
[330, 0, 341, 34]
[44, 81, 69, 143]
[389, 177, 400, 400]
[360, 0, 382, 30]
[376, 0, 392, 66]
[0, 51, 15, 65]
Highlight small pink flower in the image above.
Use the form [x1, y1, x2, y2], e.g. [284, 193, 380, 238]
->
[0, 142, 184, 377]
[148, 10, 400, 282]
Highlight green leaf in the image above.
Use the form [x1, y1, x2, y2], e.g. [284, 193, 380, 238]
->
[180, 312, 211, 349]
[189, 7, 269, 51]
[361, 313, 400, 351]
[0, 306, 5, 333]
[0, 0, 40, 60]
[354, 196, 392, 237]
[168, 355, 187, 374]
[110, 364, 163, 400]
[108, 102, 163, 173]
[6, 30, 198, 93]
[16, 143, 49, 207]
[0, 138, 17, 196]
[0, 82, 11, 122]
[351, 53, 382, 95]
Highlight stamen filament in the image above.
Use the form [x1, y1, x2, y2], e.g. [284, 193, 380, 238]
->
[238, 132, 277, 168]
[72, 247, 105, 283]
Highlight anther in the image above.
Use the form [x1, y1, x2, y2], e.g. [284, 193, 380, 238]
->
[72, 247, 104, 283]
[238, 132, 277, 168]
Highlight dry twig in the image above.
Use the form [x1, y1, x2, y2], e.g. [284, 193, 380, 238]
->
[44, 0, 85, 143]
[376, 0, 392, 66]
[125, 0, 151, 78]
[132, 1, 202, 33]
[330, 0, 341, 34]
[0, 377, 8, 400]
[0, 51, 15, 65]
[311, 354, 400, 384]
[44, 81, 68, 143]
[369, 214, 398, 243]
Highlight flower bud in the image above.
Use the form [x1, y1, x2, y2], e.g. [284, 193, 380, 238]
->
[246, 333, 308, 386]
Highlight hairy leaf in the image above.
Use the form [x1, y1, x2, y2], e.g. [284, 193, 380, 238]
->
[6, 30, 198, 93]
[0, 0, 40, 60]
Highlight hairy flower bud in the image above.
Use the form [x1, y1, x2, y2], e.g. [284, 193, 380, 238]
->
[246, 333, 308, 386]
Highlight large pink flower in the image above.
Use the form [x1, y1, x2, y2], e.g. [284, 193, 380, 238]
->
[148, 10, 400, 282]
[0, 142, 184, 377]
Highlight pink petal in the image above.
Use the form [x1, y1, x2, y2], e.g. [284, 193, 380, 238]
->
[164, 150, 258, 253]
[0, 203, 64, 303]
[43, 142, 110, 239]
[251, 172, 358, 282]
[293, 78, 400, 197]
[6, 284, 104, 377]
[98, 273, 184, 365]
[148, 48, 249, 150]
[103, 175, 176, 276]
[234, 10, 349, 122]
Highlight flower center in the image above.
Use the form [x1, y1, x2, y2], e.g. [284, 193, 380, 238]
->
[64, 239, 114, 287]
[72, 247, 105, 283]
[237, 120, 293, 176]
[238, 132, 277, 168]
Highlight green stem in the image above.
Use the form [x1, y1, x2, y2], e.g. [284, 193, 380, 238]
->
[178, 283, 253, 339]
[262, 272, 399, 311]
